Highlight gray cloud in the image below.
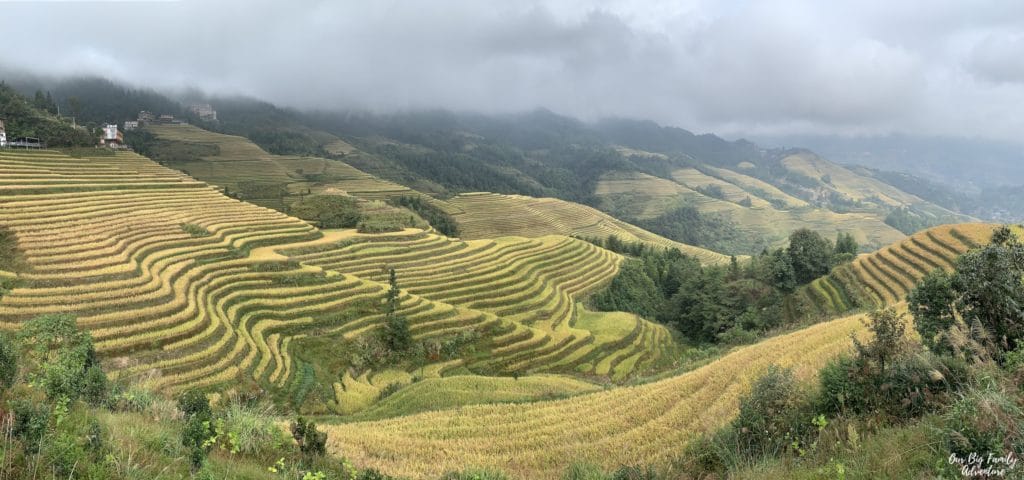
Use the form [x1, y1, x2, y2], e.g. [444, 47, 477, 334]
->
[2, 0, 1024, 141]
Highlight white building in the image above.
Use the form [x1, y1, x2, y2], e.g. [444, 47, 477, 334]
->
[101, 124, 123, 146]
[124, 120, 139, 131]
[188, 103, 217, 122]
[0, 118, 6, 147]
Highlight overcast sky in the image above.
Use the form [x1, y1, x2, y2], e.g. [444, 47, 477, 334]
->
[2, 0, 1024, 141]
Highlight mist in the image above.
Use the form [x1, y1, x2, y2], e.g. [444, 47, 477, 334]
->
[2, 0, 1024, 143]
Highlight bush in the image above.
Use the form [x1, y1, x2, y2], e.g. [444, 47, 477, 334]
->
[0, 333, 15, 392]
[177, 389, 212, 419]
[731, 366, 816, 458]
[81, 364, 109, 406]
[11, 398, 50, 454]
[820, 350, 966, 419]
[944, 384, 1024, 460]
[17, 313, 97, 402]
[182, 414, 214, 470]
[291, 416, 327, 456]
[43, 432, 86, 477]
[818, 354, 868, 414]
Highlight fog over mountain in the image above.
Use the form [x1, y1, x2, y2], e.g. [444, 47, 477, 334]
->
[2, 0, 1024, 146]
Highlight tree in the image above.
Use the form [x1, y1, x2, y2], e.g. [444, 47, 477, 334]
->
[909, 226, 1024, 358]
[907, 269, 956, 353]
[786, 229, 833, 284]
[853, 307, 908, 374]
[381, 268, 412, 354]
[947, 226, 1024, 354]
[833, 232, 858, 259]
[16, 313, 98, 401]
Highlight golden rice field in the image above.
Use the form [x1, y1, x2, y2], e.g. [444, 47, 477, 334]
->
[594, 170, 907, 250]
[279, 229, 678, 378]
[146, 124, 428, 208]
[781, 151, 922, 207]
[448, 192, 731, 265]
[323, 310, 873, 479]
[0, 149, 675, 407]
[791, 223, 995, 319]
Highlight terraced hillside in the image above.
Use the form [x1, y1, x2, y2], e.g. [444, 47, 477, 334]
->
[596, 170, 907, 251]
[448, 192, 731, 265]
[146, 124, 428, 210]
[280, 229, 678, 379]
[789, 223, 995, 319]
[0, 149, 674, 408]
[323, 311, 872, 479]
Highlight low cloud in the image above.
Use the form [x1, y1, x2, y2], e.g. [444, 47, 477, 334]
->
[1, 0, 1023, 141]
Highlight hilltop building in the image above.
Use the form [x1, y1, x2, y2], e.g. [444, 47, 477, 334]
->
[124, 120, 140, 131]
[188, 103, 217, 122]
[0, 118, 6, 147]
[100, 124, 123, 147]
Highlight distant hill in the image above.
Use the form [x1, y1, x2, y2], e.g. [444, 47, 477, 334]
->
[1, 74, 988, 253]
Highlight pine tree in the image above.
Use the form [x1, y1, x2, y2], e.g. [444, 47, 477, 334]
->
[382, 268, 412, 354]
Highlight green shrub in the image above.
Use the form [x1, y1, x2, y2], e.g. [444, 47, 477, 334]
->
[291, 416, 327, 456]
[182, 414, 214, 470]
[820, 351, 967, 419]
[81, 364, 109, 406]
[180, 223, 212, 237]
[818, 354, 867, 414]
[17, 313, 97, 401]
[731, 366, 816, 458]
[43, 432, 86, 477]
[177, 389, 212, 419]
[944, 385, 1024, 460]
[12, 397, 50, 454]
[0, 333, 15, 392]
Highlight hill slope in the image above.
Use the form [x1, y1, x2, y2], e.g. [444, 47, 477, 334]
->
[0, 148, 675, 413]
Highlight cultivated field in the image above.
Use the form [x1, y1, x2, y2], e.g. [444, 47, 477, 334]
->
[147, 124, 427, 209]
[280, 229, 678, 379]
[790, 223, 995, 319]
[323, 311, 872, 478]
[448, 192, 731, 265]
[594, 170, 907, 250]
[0, 149, 674, 411]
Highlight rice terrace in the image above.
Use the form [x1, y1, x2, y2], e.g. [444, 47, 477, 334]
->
[2, 2, 1024, 479]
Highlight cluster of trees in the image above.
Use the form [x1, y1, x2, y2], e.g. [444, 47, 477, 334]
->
[632, 205, 760, 255]
[590, 229, 858, 343]
[0, 83, 95, 146]
[387, 196, 459, 237]
[289, 195, 362, 228]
